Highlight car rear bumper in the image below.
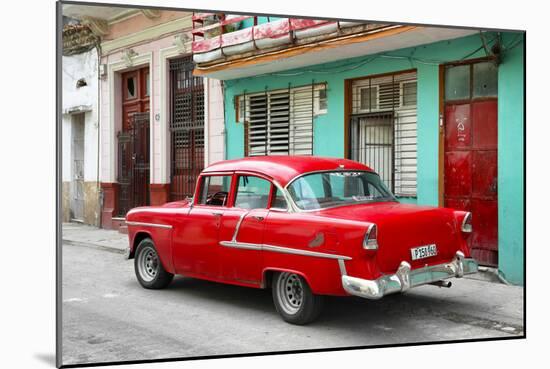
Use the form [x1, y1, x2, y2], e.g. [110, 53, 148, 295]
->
[341, 251, 478, 300]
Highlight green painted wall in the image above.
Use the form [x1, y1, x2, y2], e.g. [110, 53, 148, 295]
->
[241, 16, 283, 29]
[497, 33, 525, 285]
[222, 32, 525, 284]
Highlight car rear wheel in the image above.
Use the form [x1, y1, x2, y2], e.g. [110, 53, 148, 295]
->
[134, 238, 173, 289]
[272, 272, 323, 325]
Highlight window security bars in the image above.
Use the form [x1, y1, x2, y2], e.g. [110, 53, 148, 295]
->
[350, 71, 418, 197]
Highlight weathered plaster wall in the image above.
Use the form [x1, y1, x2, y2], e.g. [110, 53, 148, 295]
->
[62, 182, 71, 223]
[103, 10, 191, 41]
[83, 181, 100, 226]
[206, 78, 226, 165]
[62, 48, 100, 225]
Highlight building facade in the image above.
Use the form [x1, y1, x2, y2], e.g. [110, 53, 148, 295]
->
[61, 19, 101, 226]
[63, 5, 226, 230]
[191, 16, 525, 284]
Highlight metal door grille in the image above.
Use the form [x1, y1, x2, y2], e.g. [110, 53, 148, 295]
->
[169, 57, 205, 201]
[350, 71, 418, 196]
[350, 113, 395, 191]
[117, 112, 150, 216]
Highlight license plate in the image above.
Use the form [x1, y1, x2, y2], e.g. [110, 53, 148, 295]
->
[410, 244, 438, 260]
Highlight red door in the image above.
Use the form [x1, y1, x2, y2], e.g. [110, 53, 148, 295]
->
[444, 100, 498, 266]
[122, 67, 150, 131]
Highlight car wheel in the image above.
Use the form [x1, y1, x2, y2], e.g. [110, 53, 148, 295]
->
[134, 238, 173, 289]
[272, 272, 323, 325]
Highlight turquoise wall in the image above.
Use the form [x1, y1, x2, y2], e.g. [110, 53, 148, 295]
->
[223, 32, 525, 284]
[497, 33, 525, 285]
[241, 16, 283, 29]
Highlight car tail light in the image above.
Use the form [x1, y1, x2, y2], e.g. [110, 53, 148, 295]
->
[363, 224, 378, 250]
[461, 212, 472, 233]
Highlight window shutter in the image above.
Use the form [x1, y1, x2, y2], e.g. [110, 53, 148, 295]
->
[268, 91, 290, 155]
[247, 94, 268, 156]
[290, 86, 314, 155]
[243, 85, 317, 157]
[351, 71, 417, 197]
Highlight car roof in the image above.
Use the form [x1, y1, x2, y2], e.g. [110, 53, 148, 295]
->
[202, 156, 373, 187]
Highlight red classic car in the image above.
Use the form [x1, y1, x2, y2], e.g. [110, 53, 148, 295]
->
[126, 156, 478, 324]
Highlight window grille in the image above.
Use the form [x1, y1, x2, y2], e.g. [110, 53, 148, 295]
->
[169, 56, 205, 201]
[350, 71, 417, 197]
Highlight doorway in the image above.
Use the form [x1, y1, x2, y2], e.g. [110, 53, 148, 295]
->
[71, 113, 85, 222]
[117, 66, 150, 216]
[443, 61, 498, 266]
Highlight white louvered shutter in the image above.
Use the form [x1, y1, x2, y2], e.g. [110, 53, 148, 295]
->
[351, 71, 418, 197]
[244, 86, 316, 156]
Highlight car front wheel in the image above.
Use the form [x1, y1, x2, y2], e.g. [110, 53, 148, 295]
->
[272, 272, 323, 325]
[134, 238, 173, 289]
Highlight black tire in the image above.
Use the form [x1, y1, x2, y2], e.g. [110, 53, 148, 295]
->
[134, 238, 173, 289]
[272, 272, 324, 325]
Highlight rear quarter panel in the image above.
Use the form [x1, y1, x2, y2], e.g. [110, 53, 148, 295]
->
[263, 211, 369, 296]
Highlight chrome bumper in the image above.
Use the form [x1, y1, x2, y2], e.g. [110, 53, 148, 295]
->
[342, 251, 478, 300]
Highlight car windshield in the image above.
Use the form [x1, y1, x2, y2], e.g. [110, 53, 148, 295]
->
[287, 171, 396, 210]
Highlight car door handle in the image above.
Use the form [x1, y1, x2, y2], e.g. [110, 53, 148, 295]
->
[252, 216, 264, 221]
[212, 212, 223, 217]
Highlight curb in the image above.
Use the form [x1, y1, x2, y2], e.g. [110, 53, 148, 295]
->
[63, 239, 128, 255]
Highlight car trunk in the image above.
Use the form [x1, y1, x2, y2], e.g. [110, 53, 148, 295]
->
[318, 202, 462, 274]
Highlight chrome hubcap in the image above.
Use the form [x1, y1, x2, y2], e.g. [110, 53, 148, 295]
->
[276, 273, 303, 315]
[138, 246, 159, 282]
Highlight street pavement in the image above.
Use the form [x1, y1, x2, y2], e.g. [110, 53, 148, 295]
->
[61, 225, 524, 366]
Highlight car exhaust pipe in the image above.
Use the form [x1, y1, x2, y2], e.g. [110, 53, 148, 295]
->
[429, 280, 452, 288]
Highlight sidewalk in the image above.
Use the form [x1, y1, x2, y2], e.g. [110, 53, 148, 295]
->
[62, 222, 128, 254]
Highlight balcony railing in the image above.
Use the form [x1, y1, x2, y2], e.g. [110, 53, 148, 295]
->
[191, 13, 370, 64]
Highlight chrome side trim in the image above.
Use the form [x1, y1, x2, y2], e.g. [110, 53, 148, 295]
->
[461, 212, 472, 233]
[341, 251, 478, 300]
[126, 221, 172, 229]
[232, 211, 250, 242]
[262, 244, 352, 260]
[220, 240, 262, 251]
[219, 240, 352, 261]
[338, 259, 347, 275]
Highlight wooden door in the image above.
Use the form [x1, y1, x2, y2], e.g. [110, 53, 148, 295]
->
[118, 67, 150, 216]
[443, 61, 499, 266]
[122, 67, 150, 131]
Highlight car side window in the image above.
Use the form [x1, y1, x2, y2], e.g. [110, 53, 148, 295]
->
[234, 176, 271, 210]
[198, 175, 232, 206]
[270, 186, 288, 210]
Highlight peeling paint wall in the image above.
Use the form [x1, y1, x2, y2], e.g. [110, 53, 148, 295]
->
[62, 47, 100, 226]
